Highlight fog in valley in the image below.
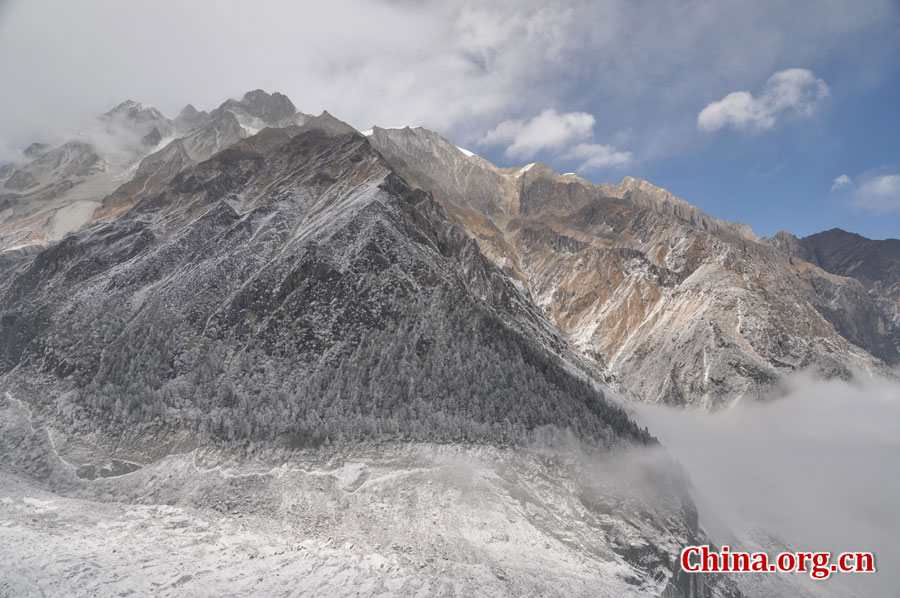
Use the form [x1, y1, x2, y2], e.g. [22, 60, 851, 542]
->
[637, 372, 900, 597]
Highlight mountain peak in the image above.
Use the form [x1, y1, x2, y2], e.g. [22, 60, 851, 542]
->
[618, 176, 680, 201]
[211, 89, 298, 130]
[174, 103, 210, 133]
[107, 99, 142, 111]
[102, 99, 166, 123]
[178, 103, 200, 117]
[23, 142, 49, 160]
[238, 89, 297, 120]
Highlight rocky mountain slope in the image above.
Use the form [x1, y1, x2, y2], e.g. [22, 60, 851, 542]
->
[1, 124, 634, 447]
[769, 228, 900, 360]
[0, 101, 175, 250]
[0, 91, 310, 251]
[0, 88, 893, 596]
[367, 126, 896, 407]
[0, 99, 744, 596]
[5, 92, 894, 411]
[771, 228, 900, 289]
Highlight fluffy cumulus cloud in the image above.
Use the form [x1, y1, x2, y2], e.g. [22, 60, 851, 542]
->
[830, 174, 853, 191]
[697, 68, 830, 132]
[480, 109, 632, 170]
[850, 174, 900, 213]
[480, 109, 595, 159]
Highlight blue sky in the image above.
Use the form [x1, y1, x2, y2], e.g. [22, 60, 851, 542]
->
[622, 62, 900, 239]
[1, 0, 898, 239]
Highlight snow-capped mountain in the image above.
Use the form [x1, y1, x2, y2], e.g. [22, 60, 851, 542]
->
[0, 91, 309, 251]
[0, 89, 894, 597]
[0, 99, 183, 251]
[0, 99, 744, 596]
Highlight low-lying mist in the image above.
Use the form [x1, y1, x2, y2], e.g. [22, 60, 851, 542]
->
[635, 372, 900, 597]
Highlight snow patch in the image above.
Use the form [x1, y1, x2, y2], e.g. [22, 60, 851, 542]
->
[456, 146, 474, 157]
[240, 124, 260, 137]
[47, 200, 99, 240]
[22, 497, 57, 513]
[520, 163, 535, 174]
[152, 136, 176, 154]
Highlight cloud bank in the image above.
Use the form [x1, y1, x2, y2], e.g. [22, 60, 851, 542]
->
[0, 0, 893, 163]
[636, 372, 900, 597]
[698, 68, 830, 132]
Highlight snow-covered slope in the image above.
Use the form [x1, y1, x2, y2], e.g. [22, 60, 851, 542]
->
[0, 390, 744, 598]
[0, 101, 178, 250]
[0, 114, 747, 596]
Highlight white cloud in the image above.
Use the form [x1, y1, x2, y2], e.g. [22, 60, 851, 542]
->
[563, 143, 633, 171]
[850, 174, 900, 213]
[830, 173, 853, 191]
[637, 372, 900, 597]
[0, 0, 580, 150]
[479, 109, 632, 170]
[0, 1, 893, 169]
[480, 109, 595, 159]
[0, 141, 24, 164]
[697, 68, 830, 132]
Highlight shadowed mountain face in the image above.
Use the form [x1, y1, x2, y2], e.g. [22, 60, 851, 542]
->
[0, 126, 650, 451]
[768, 228, 900, 366]
[781, 228, 900, 289]
[367, 127, 896, 407]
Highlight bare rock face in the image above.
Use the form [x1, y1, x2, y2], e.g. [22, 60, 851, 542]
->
[173, 103, 211, 133]
[368, 128, 895, 407]
[210, 89, 301, 132]
[617, 176, 757, 240]
[766, 228, 900, 365]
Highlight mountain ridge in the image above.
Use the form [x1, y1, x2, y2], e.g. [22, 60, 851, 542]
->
[5, 88, 890, 597]
[365, 124, 896, 406]
[2, 90, 896, 410]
